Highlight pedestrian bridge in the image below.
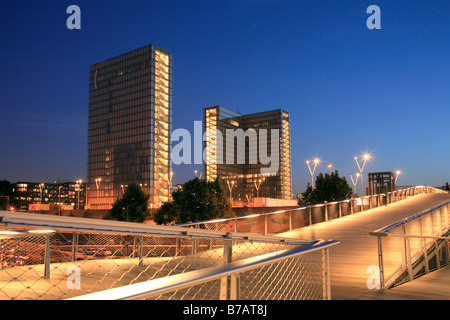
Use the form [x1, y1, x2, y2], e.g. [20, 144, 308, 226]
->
[0, 187, 449, 300]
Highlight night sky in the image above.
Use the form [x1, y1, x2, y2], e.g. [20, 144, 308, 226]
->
[0, 1, 449, 195]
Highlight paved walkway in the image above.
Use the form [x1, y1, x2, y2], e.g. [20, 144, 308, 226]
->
[280, 193, 450, 300]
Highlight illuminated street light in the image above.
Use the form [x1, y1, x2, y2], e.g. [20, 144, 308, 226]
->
[328, 164, 332, 175]
[395, 170, 401, 184]
[168, 171, 174, 201]
[254, 179, 262, 198]
[227, 180, 235, 203]
[95, 178, 102, 209]
[76, 179, 82, 210]
[39, 183, 45, 204]
[354, 153, 371, 196]
[306, 158, 320, 190]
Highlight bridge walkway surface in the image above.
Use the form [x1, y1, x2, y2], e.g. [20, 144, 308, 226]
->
[280, 193, 450, 300]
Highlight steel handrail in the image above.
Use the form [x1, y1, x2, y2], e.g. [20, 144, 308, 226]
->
[178, 186, 437, 229]
[0, 211, 312, 245]
[370, 199, 450, 236]
[68, 239, 339, 300]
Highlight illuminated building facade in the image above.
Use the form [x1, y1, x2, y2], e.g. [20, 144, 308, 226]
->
[9, 181, 86, 211]
[87, 44, 172, 209]
[203, 106, 292, 201]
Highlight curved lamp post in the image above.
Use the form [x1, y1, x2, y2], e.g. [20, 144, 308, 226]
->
[354, 153, 371, 197]
[306, 158, 320, 190]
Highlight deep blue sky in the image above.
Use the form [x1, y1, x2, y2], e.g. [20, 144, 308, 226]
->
[0, 0, 449, 195]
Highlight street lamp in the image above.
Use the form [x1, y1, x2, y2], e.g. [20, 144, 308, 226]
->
[168, 171, 174, 201]
[354, 153, 371, 196]
[76, 179, 82, 210]
[58, 185, 63, 215]
[39, 183, 45, 204]
[227, 180, 235, 203]
[254, 179, 262, 198]
[327, 164, 332, 175]
[395, 170, 401, 185]
[349, 173, 360, 196]
[95, 178, 102, 209]
[306, 158, 320, 190]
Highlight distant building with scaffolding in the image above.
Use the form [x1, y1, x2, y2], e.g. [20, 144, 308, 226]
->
[368, 172, 395, 195]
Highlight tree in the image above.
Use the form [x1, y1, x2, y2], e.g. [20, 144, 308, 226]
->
[299, 171, 353, 205]
[107, 184, 150, 223]
[154, 178, 233, 225]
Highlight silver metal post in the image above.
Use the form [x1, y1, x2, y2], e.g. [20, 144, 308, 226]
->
[377, 236, 385, 290]
[44, 235, 51, 279]
[139, 236, 144, 267]
[72, 232, 78, 262]
[322, 248, 331, 300]
[175, 237, 180, 256]
[220, 233, 233, 300]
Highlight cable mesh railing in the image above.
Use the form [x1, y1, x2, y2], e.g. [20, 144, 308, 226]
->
[370, 198, 450, 289]
[178, 186, 443, 235]
[0, 211, 336, 300]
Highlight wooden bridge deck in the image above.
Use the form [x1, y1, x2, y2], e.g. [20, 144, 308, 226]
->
[280, 192, 450, 300]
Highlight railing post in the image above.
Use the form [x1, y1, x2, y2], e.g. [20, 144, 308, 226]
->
[338, 202, 342, 218]
[132, 236, 137, 258]
[71, 232, 78, 262]
[44, 235, 51, 279]
[264, 215, 268, 236]
[324, 204, 328, 222]
[322, 248, 331, 300]
[376, 235, 385, 290]
[193, 225, 199, 254]
[220, 233, 233, 300]
[309, 207, 312, 225]
[175, 237, 181, 256]
[139, 236, 144, 267]
[230, 274, 241, 300]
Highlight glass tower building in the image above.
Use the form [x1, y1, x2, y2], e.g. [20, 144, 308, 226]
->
[87, 44, 172, 209]
[203, 106, 292, 201]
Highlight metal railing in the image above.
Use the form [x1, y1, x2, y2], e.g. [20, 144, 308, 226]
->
[0, 211, 338, 300]
[69, 239, 339, 300]
[177, 186, 443, 235]
[370, 199, 450, 289]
